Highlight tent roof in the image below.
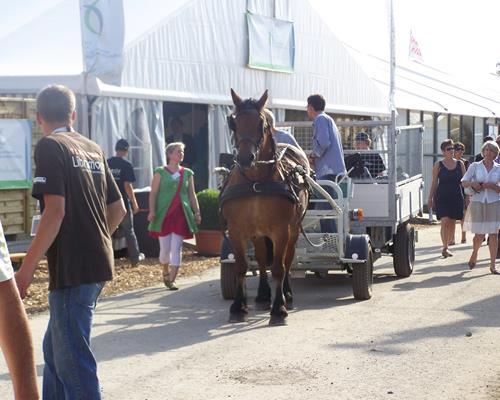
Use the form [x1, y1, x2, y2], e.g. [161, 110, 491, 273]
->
[347, 47, 500, 118]
[0, 0, 390, 116]
[1, 0, 499, 118]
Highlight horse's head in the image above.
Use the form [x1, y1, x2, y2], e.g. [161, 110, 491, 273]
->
[228, 89, 271, 168]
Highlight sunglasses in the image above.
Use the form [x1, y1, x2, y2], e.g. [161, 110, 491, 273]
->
[444, 147, 454, 151]
[454, 148, 464, 151]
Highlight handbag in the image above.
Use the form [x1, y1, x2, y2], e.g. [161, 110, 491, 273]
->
[463, 163, 478, 196]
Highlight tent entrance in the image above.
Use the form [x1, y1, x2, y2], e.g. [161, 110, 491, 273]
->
[163, 102, 208, 191]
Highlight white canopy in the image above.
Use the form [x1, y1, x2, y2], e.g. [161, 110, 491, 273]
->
[0, 0, 390, 116]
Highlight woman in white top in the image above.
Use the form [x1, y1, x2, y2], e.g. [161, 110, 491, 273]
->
[461, 140, 500, 274]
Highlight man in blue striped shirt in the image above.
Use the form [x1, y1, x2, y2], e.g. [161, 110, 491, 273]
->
[307, 94, 346, 232]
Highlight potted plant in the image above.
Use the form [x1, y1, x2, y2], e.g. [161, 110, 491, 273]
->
[195, 188, 223, 256]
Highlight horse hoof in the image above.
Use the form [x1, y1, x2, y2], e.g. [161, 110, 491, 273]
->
[229, 313, 247, 323]
[255, 301, 271, 311]
[269, 315, 287, 326]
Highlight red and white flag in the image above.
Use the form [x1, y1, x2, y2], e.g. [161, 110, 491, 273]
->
[408, 30, 424, 63]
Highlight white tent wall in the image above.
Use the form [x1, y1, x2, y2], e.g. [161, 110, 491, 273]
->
[90, 97, 166, 189]
[121, 0, 390, 116]
[207, 104, 232, 188]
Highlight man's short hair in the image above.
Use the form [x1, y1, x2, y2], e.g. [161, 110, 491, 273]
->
[115, 138, 130, 151]
[307, 94, 326, 112]
[36, 85, 76, 123]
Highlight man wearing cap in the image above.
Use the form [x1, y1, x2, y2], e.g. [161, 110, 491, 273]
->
[107, 139, 145, 266]
[354, 131, 386, 178]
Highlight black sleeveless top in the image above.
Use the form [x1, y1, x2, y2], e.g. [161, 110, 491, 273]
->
[434, 160, 464, 220]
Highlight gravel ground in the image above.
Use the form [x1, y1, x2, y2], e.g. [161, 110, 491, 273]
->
[22, 249, 219, 314]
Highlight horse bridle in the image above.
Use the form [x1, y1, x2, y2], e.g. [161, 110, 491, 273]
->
[227, 107, 266, 162]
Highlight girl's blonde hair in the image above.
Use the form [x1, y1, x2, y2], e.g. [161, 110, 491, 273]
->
[165, 142, 185, 162]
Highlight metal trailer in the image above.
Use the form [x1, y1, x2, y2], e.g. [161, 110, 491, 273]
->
[219, 119, 424, 300]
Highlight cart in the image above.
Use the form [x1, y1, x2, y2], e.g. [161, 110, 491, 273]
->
[219, 119, 424, 301]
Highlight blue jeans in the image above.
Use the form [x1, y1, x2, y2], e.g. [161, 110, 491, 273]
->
[120, 209, 141, 263]
[43, 282, 105, 400]
[316, 174, 338, 233]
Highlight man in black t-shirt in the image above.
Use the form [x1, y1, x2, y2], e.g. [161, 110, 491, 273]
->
[107, 139, 144, 265]
[15, 85, 126, 399]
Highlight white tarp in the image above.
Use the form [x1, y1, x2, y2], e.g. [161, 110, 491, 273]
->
[0, 120, 32, 189]
[90, 97, 165, 188]
[121, 0, 390, 116]
[80, 0, 125, 85]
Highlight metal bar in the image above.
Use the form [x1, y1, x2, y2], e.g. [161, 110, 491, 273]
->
[276, 120, 392, 128]
[397, 124, 424, 131]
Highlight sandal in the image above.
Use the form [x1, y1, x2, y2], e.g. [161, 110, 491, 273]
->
[490, 267, 500, 275]
[442, 248, 453, 258]
[468, 260, 476, 270]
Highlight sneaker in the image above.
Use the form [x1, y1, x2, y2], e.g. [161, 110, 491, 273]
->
[165, 281, 179, 291]
[131, 253, 146, 267]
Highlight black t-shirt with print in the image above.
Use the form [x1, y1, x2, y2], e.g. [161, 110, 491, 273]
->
[32, 132, 122, 290]
[107, 156, 136, 210]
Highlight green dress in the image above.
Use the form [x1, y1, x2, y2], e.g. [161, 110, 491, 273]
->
[147, 167, 198, 235]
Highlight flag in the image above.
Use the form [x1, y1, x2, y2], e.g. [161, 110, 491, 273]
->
[80, 0, 125, 85]
[408, 30, 423, 63]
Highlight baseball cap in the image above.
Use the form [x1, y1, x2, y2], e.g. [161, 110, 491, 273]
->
[115, 138, 130, 151]
[355, 132, 369, 141]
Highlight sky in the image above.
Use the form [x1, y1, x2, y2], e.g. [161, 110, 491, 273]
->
[310, 0, 500, 76]
[1, 0, 499, 77]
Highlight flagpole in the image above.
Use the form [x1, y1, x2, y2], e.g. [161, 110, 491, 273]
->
[389, 0, 396, 113]
[388, 0, 397, 222]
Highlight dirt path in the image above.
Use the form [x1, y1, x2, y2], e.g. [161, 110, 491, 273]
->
[2, 224, 500, 399]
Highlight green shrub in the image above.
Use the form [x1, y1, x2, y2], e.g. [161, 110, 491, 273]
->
[196, 189, 220, 230]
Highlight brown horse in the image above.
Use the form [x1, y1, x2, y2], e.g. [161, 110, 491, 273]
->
[220, 89, 310, 325]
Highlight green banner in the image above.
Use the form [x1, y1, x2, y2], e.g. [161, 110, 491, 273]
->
[0, 180, 31, 190]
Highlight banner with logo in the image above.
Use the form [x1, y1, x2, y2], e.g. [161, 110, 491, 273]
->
[80, 0, 125, 85]
[246, 12, 295, 73]
[0, 120, 32, 189]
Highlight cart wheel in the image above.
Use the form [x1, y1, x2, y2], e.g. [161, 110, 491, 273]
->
[352, 244, 373, 300]
[220, 262, 237, 300]
[393, 223, 415, 277]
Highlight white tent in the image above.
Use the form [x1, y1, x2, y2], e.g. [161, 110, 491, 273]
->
[0, 0, 392, 188]
[2, 0, 500, 188]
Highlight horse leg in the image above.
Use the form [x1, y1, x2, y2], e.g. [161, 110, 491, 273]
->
[229, 236, 249, 323]
[269, 231, 289, 326]
[253, 237, 271, 310]
[283, 227, 299, 310]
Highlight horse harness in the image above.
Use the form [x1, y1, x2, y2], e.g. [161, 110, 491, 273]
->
[219, 144, 311, 215]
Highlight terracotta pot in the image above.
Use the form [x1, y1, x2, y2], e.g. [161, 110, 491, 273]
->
[194, 230, 223, 256]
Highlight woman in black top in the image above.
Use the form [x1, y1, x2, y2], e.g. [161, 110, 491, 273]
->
[428, 139, 466, 258]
